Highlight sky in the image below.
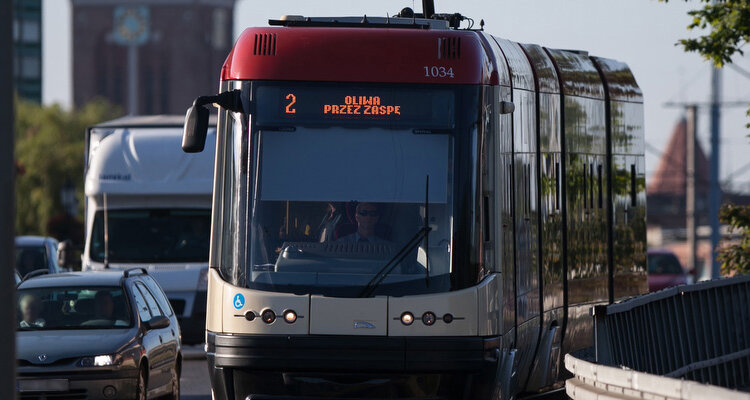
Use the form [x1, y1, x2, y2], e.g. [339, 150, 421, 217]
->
[42, 0, 750, 187]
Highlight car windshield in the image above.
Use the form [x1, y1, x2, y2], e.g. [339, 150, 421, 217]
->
[16, 245, 48, 277]
[648, 253, 684, 275]
[90, 209, 210, 263]
[16, 287, 132, 330]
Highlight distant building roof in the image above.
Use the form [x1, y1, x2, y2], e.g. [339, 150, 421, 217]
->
[647, 118, 710, 196]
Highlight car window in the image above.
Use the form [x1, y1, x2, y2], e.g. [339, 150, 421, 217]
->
[136, 282, 164, 318]
[131, 284, 153, 322]
[142, 276, 173, 317]
[648, 253, 684, 274]
[49, 241, 61, 273]
[15, 246, 48, 277]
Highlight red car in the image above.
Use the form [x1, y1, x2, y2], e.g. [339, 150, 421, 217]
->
[648, 249, 689, 291]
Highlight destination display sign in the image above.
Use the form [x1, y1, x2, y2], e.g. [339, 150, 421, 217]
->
[255, 85, 455, 128]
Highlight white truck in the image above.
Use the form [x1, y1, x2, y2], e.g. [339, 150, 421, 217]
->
[82, 115, 215, 344]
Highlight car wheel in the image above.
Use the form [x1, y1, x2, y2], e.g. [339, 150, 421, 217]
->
[168, 364, 180, 400]
[136, 365, 148, 400]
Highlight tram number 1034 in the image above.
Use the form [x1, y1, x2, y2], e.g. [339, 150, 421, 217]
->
[424, 66, 455, 78]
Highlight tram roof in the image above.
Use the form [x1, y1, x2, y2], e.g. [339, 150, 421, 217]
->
[221, 26, 497, 85]
[222, 19, 641, 98]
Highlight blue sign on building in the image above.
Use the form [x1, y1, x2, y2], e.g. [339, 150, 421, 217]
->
[112, 6, 150, 46]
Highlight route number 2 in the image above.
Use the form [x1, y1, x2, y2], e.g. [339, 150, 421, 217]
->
[285, 93, 297, 114]
[424, 66, 455, 78]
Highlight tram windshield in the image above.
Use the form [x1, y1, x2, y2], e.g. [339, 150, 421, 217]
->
[217, 83, 463, 297]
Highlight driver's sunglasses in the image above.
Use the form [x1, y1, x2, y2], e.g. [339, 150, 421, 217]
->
[357, 210, 380, 217]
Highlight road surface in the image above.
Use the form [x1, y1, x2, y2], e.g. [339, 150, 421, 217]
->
[181, 358, 211, 400]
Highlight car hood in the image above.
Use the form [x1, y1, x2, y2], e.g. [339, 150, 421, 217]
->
[17, 328, 137, 365]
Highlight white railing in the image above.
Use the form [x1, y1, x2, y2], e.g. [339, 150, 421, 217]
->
[565, 353, 750, 400]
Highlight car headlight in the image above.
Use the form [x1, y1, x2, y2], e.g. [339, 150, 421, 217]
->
[79, 355, 115, 367]
[197, 267, 209, 291]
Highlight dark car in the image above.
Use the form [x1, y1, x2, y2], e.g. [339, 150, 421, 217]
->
[16, 269, 181, 400]
[648, 249, 689, 292]
[15, 236, 64, 278]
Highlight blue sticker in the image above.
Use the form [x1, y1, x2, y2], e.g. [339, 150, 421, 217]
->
[233, 293, 245, 310]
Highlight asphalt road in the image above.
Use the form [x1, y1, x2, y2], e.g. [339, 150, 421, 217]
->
[178, 357, 571, 400]
[181, 358, 211, 400]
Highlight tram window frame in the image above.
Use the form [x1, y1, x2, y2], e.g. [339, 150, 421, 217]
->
[555, 161, 560, 211]
[211, 82, 485, 296]
[598, 164, 603, 209]
[630, 164, 637, 207]
[589, 162, 594, 210]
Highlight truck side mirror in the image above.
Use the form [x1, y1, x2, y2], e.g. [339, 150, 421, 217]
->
[182, 104, 209, 153]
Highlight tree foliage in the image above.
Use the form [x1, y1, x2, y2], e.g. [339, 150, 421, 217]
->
[717, 203, 750, 275]
[14, 98, 121, 239]
[666, 1, 750, 274]
[663, 0, 750, 67]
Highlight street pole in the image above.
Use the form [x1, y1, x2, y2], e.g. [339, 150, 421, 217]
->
[0, 0, 17, 396]
[127, 44, 138, 115]
[686, 106, 698, 279]
[709, 67, 722, 279]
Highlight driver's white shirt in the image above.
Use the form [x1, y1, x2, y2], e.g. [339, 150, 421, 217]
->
[19, 318, 46, 328]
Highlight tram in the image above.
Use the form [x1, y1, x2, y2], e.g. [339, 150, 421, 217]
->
[182, 3, 647, 399]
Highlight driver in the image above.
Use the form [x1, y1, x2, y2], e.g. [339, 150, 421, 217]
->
[93, 290, 115, 320]
[337, 202, 388, 243]
[19, 293, 45, 328]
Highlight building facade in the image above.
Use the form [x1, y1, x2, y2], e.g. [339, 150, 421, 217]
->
[13, 0, 43, 102]
[71, 0, 235, 115]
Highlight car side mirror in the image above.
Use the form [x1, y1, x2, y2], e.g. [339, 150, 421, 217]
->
[182, 104, 209, 153]
[144, 315, 170, 330]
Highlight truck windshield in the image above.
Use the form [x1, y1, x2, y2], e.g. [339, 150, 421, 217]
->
[245, 126, 454, 297]
[90, 209, 210, 263]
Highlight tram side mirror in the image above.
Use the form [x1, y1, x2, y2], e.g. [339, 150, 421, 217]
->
[182, 104, 209, 153]
[499, 101, 515, 115]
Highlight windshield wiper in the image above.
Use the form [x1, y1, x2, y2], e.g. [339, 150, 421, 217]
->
[359, 175, 432, 298]
[358, 226, 431, 298]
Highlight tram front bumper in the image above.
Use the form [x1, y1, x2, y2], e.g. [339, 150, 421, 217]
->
[206, 332, 500, 400]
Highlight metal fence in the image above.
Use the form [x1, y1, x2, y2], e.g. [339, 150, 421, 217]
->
[592, 274, 750, 389]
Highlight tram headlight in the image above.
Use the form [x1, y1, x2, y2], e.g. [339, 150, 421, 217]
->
[400, 312, 414, 325]
[422, 312, 436, 326]
[244, 310, 255, 321]
[261, 309, 276, 324]
[443, 313, 454, 324]
[283, 310, 297, 324]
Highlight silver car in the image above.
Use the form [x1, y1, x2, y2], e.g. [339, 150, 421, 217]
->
[15, 236, 63, 278]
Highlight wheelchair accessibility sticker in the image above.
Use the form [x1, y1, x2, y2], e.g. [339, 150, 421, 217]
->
[233, 293, 245, 310]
